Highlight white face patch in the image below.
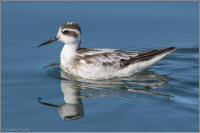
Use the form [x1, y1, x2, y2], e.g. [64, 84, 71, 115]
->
[57, 27, 81, 44]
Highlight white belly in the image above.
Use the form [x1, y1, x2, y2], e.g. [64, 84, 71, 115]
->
[60, 52, 170, 80]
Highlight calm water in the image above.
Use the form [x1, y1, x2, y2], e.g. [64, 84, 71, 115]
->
[2, 1, 199, 132]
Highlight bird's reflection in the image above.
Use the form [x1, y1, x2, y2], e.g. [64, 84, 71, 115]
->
[38, 78, 84, 120]
[59, 80, 84, 120]
[38, 63, 173, 121]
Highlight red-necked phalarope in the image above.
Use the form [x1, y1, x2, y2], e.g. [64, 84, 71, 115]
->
[38, 22, 176, 80]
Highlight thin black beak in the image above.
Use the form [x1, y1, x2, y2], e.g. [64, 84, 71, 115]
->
[37, 36, 59, 47]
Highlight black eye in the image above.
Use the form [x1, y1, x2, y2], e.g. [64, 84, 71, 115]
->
[62, 30, 69, 34]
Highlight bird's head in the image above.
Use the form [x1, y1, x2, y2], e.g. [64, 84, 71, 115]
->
[38, 22, 81, 47]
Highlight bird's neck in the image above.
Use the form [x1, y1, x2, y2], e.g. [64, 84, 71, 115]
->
[60, 42, 80, 68]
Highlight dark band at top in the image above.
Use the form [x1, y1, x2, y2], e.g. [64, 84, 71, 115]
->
[61, 22, 81, 33]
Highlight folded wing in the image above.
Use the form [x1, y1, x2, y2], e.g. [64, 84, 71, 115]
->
[76, 47, 175, 70]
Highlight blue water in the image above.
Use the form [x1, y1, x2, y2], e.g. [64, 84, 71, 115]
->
[2, 1, 199, 132]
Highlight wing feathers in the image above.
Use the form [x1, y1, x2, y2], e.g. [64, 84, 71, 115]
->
[76, 47, 175, 69]
[120, 47, 176, 68]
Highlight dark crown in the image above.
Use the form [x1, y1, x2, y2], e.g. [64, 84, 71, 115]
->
[61, 22, 81, 33]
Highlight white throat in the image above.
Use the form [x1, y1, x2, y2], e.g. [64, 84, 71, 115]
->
[60, 42, 80, 68]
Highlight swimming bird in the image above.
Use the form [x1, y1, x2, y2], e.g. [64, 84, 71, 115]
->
[38, 22, 176, 80]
